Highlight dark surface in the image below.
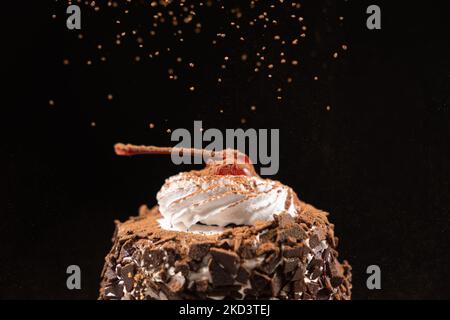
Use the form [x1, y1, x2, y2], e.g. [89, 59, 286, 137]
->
[2, 0, 450, 299]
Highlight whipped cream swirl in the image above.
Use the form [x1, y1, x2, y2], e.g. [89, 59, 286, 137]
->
[157, 172, 297, 232]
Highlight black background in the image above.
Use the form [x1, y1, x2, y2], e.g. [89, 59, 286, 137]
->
[2, 0, 450, 299]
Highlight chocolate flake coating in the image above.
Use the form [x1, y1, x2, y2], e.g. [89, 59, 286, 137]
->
[99, 203, 351, 300]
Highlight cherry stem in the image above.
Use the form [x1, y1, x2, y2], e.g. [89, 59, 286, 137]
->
[114, 143, 251, 163]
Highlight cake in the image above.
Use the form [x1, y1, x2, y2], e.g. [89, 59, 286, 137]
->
[99, 143, 352, 300]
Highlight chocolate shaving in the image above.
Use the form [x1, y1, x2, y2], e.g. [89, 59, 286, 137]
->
[309, 234, 321, 249]
[233, 236, 242, 252]
[277, 224, 307, 242]
[235, 267, 250, 284]
[118, 238, 136, 262]
[259, 229, 277, 242]
[275, 213, 295, 228]
[238, 240, 256, 259]
[283, 244, 311, 260]
[250, 271, 271, 292]
[283, 257, 300, 274]
[210, 248, 240, 274]
[270, 273, 283, 296]
[143, 248, 165, 268]
[189, 241, 212, 261]
[209, 259, 235, 287]
[254, 220, 275, 233]
[291, 264, 306, 281]
[259, 252, 281, 274]
[104, 282, 124, 299]
[120, 262, 136, 292]
[256, 242, 279, 256]
[326, 261, 344, 287]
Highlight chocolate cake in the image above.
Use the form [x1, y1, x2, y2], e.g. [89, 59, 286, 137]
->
[99, 144, 352, 300]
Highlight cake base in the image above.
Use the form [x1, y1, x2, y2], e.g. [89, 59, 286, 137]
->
[99, 203, 351, 300]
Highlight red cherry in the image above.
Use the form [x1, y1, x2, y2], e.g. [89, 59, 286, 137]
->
[211, 164, 254, 176]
